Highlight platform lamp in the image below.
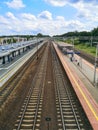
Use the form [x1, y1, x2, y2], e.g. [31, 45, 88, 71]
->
[93, 43, 98, 86]
[36, 37, 38, 60]
[71, 37, 74, 58]
[90, 35, 93, 47]
[72, 37, 75, 61]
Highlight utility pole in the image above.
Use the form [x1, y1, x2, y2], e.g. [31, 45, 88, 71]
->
[36, 38, 38, 60]
[72, 37, 75, 60]
[93, 43, 98, 86]
[91, 36, 93, 47]
[79, 56, 82, 68]
[90, 32, 93, 47]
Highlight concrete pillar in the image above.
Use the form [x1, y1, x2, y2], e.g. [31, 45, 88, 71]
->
[7, 55, 10, 62]
[18, 50, 20, 55]
[28, 46, 30, 49]
[12, 52, 14, 57]
[25, 47, 27, 51]
[23, 48, 25, 52]
[2, 56, 5, 64]
[14, 51, 16, 57]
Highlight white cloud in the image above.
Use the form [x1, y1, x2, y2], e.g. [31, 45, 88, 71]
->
[56, 16, 65, 21]
[71, 1, 98, 22]
[0, 11, 87, 36]
[44, 0, 98, 22]
[67, 20, 84, 30]
[44, 0, 97, 7]
[0, 1, 98, 35]
[38, 11, 52, 20]
[44, 0, 67, 7]
[6, 12, 17, 19]
[5, 0, 25, 9]
[21, 13, 36, 20]
[0, 16, 9, 25]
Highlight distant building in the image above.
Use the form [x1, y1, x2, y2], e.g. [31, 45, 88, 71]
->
[0, 38, 4, 45]
[0, 36, 26, 45]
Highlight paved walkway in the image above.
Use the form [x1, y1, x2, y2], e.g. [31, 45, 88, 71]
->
[57, 41, 98, 103]
[64, 52, 98, 104]
[54, 43, 98, 129]
[73, 54, 98, 84]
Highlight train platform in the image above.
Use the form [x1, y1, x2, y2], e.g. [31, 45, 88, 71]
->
[57, 41, 98, 85]
[54, 42, 98, 130]
[0, 43, 44, 87]
[73, 54, 98, 85]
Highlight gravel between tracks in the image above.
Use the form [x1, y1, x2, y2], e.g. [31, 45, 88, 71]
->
[0, 45, 45, 130]
[40, 43, 57, 130]
[0, 42, 92, 130]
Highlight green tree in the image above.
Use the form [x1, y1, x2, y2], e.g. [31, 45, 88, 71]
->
[37, 33, 43, 37]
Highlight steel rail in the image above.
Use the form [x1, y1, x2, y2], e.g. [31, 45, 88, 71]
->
[32, 44, 48, 130]
[16, 66, 41, 130]
[56, 55, 81, 130]
[55, 79, 66, 130]
[51, 46, 66, 130]
[15, 44, 48, 130]
[52, 44, 81, 130]
[0, 50, 38, 107]
[62, 76, 81, 130]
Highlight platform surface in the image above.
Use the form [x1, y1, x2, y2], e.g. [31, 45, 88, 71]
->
[54, 42, 98, 130]
[0, 43, 44, 87]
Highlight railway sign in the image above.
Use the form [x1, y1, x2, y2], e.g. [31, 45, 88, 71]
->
[45, 117, 51, 130]
[45, 117, 51, 121]
[67, 52, 80, 54]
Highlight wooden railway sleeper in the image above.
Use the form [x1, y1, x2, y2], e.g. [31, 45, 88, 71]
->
[51, 45, 82, 130]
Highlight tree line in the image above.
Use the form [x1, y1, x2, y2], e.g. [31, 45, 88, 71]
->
[54, 27, 98, 37]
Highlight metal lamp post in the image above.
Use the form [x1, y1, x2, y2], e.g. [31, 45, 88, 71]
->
[37, 38, 38, 60]
[90, 32, 93, 47]
[93, 43, 98, 86]
[72, 38, 75, 60]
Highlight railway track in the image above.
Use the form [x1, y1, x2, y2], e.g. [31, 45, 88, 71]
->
[51, 44, 93, 130]
[0, 41, 93, 130]
[0, 64, 30, 106]
[13, 43, 49, 130]
[0, 45, 45, 108]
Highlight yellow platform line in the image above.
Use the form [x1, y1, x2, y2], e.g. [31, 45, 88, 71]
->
[0, 69, 13, 82]
[0, 62, 19, 82]
[64, 59, 98, 121]
[54, 44, 98, 121]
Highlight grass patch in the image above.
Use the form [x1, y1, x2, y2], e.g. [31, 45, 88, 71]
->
[75, 44, 96, 56]
[57, 40, 96, 56]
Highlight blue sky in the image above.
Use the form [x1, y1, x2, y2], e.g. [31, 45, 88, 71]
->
[0, 0, 98, 36]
